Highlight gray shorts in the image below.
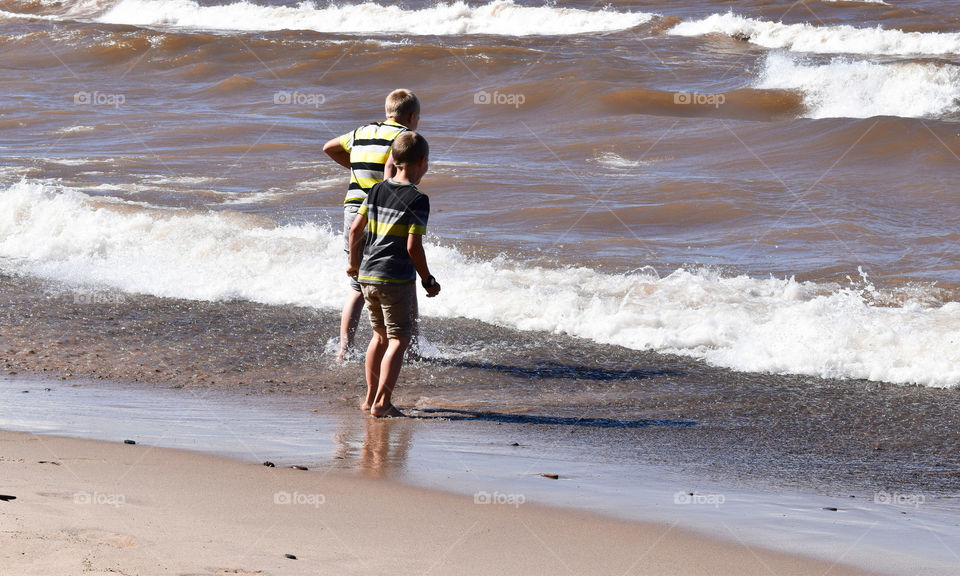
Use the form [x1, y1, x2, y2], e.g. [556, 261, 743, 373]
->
[344, 204, 363, 292]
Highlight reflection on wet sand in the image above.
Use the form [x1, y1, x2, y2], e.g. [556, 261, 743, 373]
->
[332, 416, 413, 478]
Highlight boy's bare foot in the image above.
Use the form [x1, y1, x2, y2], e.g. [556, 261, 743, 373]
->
[336, 344, 349, 364]
[370, 404, 405, 418]
[360, 402, 371, 411]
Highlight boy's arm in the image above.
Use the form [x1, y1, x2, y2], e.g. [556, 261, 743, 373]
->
[346, 212, 368, 278]
[323, 137, 351, 168]
[407, 233, 440, 297]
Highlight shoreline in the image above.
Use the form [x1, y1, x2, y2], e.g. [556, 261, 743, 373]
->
[2, 271, 959, 499]
[0, 428, 880, 576]
[3, 377, 960, 575]
[2, 273, 959, 573]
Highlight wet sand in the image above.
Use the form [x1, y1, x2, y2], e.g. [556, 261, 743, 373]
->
[2, 271, 959, 499]
[0, 429, 880, 576]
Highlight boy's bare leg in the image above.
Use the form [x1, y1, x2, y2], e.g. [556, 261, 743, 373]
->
[338, 289, 365, 363]
[371, 335, 410, 418]
[362, 328, 387, 411]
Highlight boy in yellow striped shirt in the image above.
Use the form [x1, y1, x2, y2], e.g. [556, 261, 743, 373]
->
[324, 89, 420, 362]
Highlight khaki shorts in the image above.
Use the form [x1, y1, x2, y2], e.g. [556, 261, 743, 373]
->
[361, 282, 416, 340]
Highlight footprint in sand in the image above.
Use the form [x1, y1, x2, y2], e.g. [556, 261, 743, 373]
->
[75, 528, 138, 550]
[180, 570, 269, 576]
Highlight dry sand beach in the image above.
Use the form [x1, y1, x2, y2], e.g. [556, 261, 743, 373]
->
[0, 430, 877, 576]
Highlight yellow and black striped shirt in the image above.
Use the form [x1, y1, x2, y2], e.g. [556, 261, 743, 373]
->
[339, 120, 408, 206]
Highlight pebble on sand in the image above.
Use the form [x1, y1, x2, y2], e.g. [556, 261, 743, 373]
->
[284, 553, 297, 560]
[124, 440, 136, 445]
[0, 495, 16, 501]
[540, 473, 559, 480]
[263, 461, 276, 467]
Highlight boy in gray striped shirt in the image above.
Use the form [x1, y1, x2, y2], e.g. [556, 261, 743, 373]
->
[346, 132, 440, 418]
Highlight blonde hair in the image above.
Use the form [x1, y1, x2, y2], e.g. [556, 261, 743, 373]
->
[391, 132, 429, 167]
[385, 89, 420, 120]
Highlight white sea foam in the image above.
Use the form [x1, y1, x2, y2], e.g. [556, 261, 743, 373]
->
[588, 151, 661, 171]
[56, 125, 97, 134]
[141, 175, 219, 186]
[0, 9, 61, 20]
[756, 52, 960, 119]
[294, 176, 344, 191]
[219, 188, 286, 205]
[40, 157, 110, 166]
[822, 0, 887, 4]
[0, 179, 957, 388]
[95, 0, 653, 36]
[669, 12, 960, 56]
